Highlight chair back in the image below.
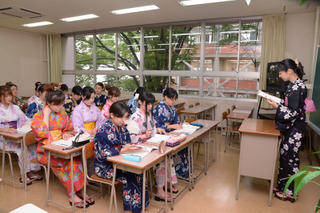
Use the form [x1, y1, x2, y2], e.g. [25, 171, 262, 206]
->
[189, 104, 194, 108]
[83, 141, 95, 160]
[25, 131, 38, 146]
[177, 107, 185, 115]
[232, 105, 236, 110]
[195, 102, 200, 106]
[227, 108, 231, 114]
[185, 117, 195, 123]
[222, 111, 228, 120]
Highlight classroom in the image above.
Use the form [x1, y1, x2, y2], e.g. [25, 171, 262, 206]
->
[1, 0, 320, 212]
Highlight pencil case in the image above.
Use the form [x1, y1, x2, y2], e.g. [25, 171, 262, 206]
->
[190, 123, 204, 128]
[166, 137, 180, 147]
[123, 154, 142, 162]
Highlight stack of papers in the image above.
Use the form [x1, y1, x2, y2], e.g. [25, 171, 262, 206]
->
[53, 138, 73, 147]
[174, 123, 200, 135]
[257, 90, 281, 104]
[146, 134, 170, 144]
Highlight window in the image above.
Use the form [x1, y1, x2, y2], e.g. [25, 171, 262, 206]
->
[63, 18, 262, 100]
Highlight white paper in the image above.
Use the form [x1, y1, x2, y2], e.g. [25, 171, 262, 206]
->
[17, 125, 32, 134]
[257, 90, 281, 104]
[174, 123, 200, 134]
[52, 138, 73, 147]
[146, 134, 170, 144]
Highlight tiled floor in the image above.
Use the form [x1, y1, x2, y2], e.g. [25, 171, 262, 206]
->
[0, 133, 319, 213]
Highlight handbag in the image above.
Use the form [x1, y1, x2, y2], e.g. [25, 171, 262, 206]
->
[71, 131, 91, 147]
[304, 96, 316, 112]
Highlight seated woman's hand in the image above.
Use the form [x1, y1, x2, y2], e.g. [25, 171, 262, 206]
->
[120, 144, 142, 154]
[62, 133, 73, 140]
[157, 128, 167, 135]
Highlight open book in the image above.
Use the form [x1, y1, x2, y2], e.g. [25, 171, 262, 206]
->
[173, 123, 200, 135]
[122, 143, 158, 158]
[17, 125, 32, 134]
[52, 132, 91, 147]
[146, 134, 170, 144]
[257, 90, 281, 104]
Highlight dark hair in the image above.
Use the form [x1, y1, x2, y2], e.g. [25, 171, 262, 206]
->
[109, 101, 130, 118]
[134, 87, 145, 96]
[72, 85, 82, 96]
[45, 90, 65, 105]
[5, 82, 17, 89]
[82, 86, 95, 100]
[34, 81, 42, 91]
[139, 91, 155, 118]
[95, 82, 104, 89]
[107, 86, 120, 97]
[38, 83, 56, 94]
[60, 84, 68, 92]
[277, 59, 305, 79]
[163, 88, 178, 100]
[0, 85, 13, 101]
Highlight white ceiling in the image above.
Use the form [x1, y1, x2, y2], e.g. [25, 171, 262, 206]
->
[0, 0, 319, 35]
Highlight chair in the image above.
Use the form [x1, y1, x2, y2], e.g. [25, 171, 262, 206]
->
[154, 101, 160, 106]
[204, 107, 215, 120]
[223, 111, 240, 152]
[227, 108, 231, 114]
[232, 105, 236, 110]
[185, 117, 195, 123]
[24, 131, 49, 207]
[82, 142, 120, 213]
[195, 102, 200, 106]
[189, 104, 194, 108]
[177, 107, 186, 122]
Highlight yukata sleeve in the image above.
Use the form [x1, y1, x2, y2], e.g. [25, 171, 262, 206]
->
[126, 115, 143, 143]
[71, 108, 85, 133]
[30, 111, 53, 145]
[153, 106, 168, 131]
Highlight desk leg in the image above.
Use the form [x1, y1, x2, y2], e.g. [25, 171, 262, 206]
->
[110, 164, 118, 213]
[22, 135, 26, 193]
[169, 154, 173, 211]
[46, 151, 51, 207]
[189, 143, 194, 190]
[1, 138, 5, 187]
[142, 169, 146, 213]
[235, 173, 241, 200]
[71, 154, 75, 213]
[165, 155, 167, 212]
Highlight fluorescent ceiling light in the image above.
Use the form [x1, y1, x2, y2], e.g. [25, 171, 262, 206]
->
[111, 5, 159, 15]
[179, 0, 234, 6]
[60, 14, 99, 22]
[22, 21, 53, 28]
[245, 0, 251, 6]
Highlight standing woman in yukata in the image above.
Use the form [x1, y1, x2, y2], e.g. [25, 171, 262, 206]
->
[72, 86, 106, 138]
[94, 82, 108, 111]
[26, 83, 56, 118]
[101, 86, 121, 119]
[94, 101, 149, 213]
[31, 90, 93, 208]
[267, 59, 307, 202]
[0, 85, 42, 185]
[153, 88, 189, 183]
[126, 91, 177, 201]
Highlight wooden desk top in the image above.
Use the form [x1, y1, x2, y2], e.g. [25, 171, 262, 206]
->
[174, 101, 185, 108]
[227, 111, 251, 120]
[42, 143, 82, 155]
[0, 132, 23, 139]
[238, 118, 280, 136]
[108, 147, 173, 170]
[233, 108, 254, 114]
[182, 104, 217, 115]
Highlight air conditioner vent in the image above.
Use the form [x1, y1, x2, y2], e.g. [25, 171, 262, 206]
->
[0, 6, 42, 18]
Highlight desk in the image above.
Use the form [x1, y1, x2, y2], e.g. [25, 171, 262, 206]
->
[181, 104, 217, 121]
[42, 144, 82, 213]
[108, 146, 172, 213]
[174, 101, 185, 109]
[232, 107, 254, 115]
[0, 132, 27, 192]
[236, 119, 280, 206]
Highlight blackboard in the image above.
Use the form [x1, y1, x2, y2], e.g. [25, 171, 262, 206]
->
[309, 47, 320, 135]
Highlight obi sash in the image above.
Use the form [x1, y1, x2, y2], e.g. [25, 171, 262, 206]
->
[84, 121, 95, 130]
[49, 129, 62, 141]
[97, 106, 103, 111]
[1, 121, 17, 129]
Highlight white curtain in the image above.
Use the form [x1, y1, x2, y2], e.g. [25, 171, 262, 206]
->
[259, 14, 285, 108]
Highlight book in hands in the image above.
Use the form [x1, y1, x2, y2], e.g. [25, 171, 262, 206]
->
[257, 90, 281, 104]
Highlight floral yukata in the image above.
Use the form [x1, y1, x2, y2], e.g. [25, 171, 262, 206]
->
[101, 99, 113, 119]
[13, 96, 27, 112]
[94, 119, 149, 213]
[28, 94, 38, 106]
[127, 95, 139, 115]
[0, 103, 39, 174]
[94, 94, 108, 111]
[275, 78, 307, 196]
[153, 100, 190, 178]
[127, 109, 177, 188]
[26, 97, 44, 118]
[31, 109, 86, 198]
